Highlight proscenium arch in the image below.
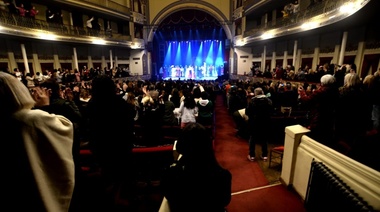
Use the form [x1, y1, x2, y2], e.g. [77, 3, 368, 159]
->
[148, 2, 232, 42]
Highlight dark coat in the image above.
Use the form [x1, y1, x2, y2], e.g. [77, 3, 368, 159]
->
[246, 95, 273, 136]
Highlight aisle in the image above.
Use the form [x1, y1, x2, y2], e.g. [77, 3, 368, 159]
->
[212, 94, 306, 212]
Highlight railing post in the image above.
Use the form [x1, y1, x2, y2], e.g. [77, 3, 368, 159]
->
[281, 124, 310, 186]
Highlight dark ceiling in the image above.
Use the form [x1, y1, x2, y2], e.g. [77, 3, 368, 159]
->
[154, 9, 226, 42]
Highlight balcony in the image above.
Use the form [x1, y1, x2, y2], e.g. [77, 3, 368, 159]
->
[0, 11, 133, 48]
[240, 0, 371, 46]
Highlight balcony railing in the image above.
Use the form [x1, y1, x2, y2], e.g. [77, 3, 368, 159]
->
[244, 0, 346, 38]
[60, 0, 130, 15]
[0, 11, 131, 44]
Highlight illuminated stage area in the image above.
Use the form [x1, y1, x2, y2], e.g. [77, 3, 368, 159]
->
[162, 76, 218, 81]
[158, 39, 226, 81]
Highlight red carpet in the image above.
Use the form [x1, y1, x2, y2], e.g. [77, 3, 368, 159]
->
[228, 184, 306, 212]
[214, 94, 269, 191]
[213, 94, 306, 212]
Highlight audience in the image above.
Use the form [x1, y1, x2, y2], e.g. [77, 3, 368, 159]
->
[2, 60, 380, 210]
[0, 71, 75, 211]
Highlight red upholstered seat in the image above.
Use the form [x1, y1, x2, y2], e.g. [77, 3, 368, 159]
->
[272, 146, 284, 152]
[132, 145, 174, 153]
[269, 145, 284, 168]
[80, 149, 92, 155]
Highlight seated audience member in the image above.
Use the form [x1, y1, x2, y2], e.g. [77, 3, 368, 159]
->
[0, 71, 75, 211]
[160, 123, 232, 212]
[87, 74, 136, 208]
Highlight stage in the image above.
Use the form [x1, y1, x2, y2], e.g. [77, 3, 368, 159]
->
[162, 76, 218, 81]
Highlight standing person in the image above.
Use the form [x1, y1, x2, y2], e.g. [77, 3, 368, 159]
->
[246, 87, 273, 161]
[178, 91, 198, 129]
[46, 8, 54, 22]
[298, 74, 339, 146]
[335, 73, 371, 154]
[34, 71, 44, 85]
[16, 3, 27, 17]
[196, 91, 214, 126]
[87, 74, 136, 209]
[372, 69, 380, 133]
[13, 67, 23, 82]
[39, 78, 83, 211]
[160, 123, 232, 212]
[28, 5, 38, 19]
[162, 92, 178, 126]
[25, 72, 35, 88]
[86, 16, 94, 35]
[0, 71, 75, 212]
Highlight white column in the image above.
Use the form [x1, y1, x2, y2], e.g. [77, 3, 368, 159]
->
[101, 56, 106, 70]
[261, 45, 266, 72]
[264, 13, 268, 28]
[115, 56, 118, 68]
[312, 47, 320, 71]
[53, 54, 60, 69]
[296, 49, 302, 71]
[283, 51, 288, 68]
[292, 40, 298, 67]
[69, 12, 73, 26]
[73, 47, 78, 71]
[8, 52, 16, 71]
[338, 31, 348, 65]
[87, 56, 93, 69]
[332, 45, 340, 65]
[355, 41, 365, 76]
[32, 53, 40, 73]
[271, 52, 276, 71]
[272, 10, 277, 27]
[110, 50, 113, 69]
[20, 44, 29, 73]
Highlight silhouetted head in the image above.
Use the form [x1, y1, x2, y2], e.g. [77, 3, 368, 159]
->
[91, 74, 116, 100]
[176, 123, 214, 159]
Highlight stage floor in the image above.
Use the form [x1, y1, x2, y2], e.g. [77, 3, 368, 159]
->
[162, 76, 218, 81]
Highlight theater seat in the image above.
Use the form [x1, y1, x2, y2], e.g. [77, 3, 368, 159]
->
[269, 146, 284, 168]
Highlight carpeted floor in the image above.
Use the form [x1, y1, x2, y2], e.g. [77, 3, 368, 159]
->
[213, 93, 306, 212]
